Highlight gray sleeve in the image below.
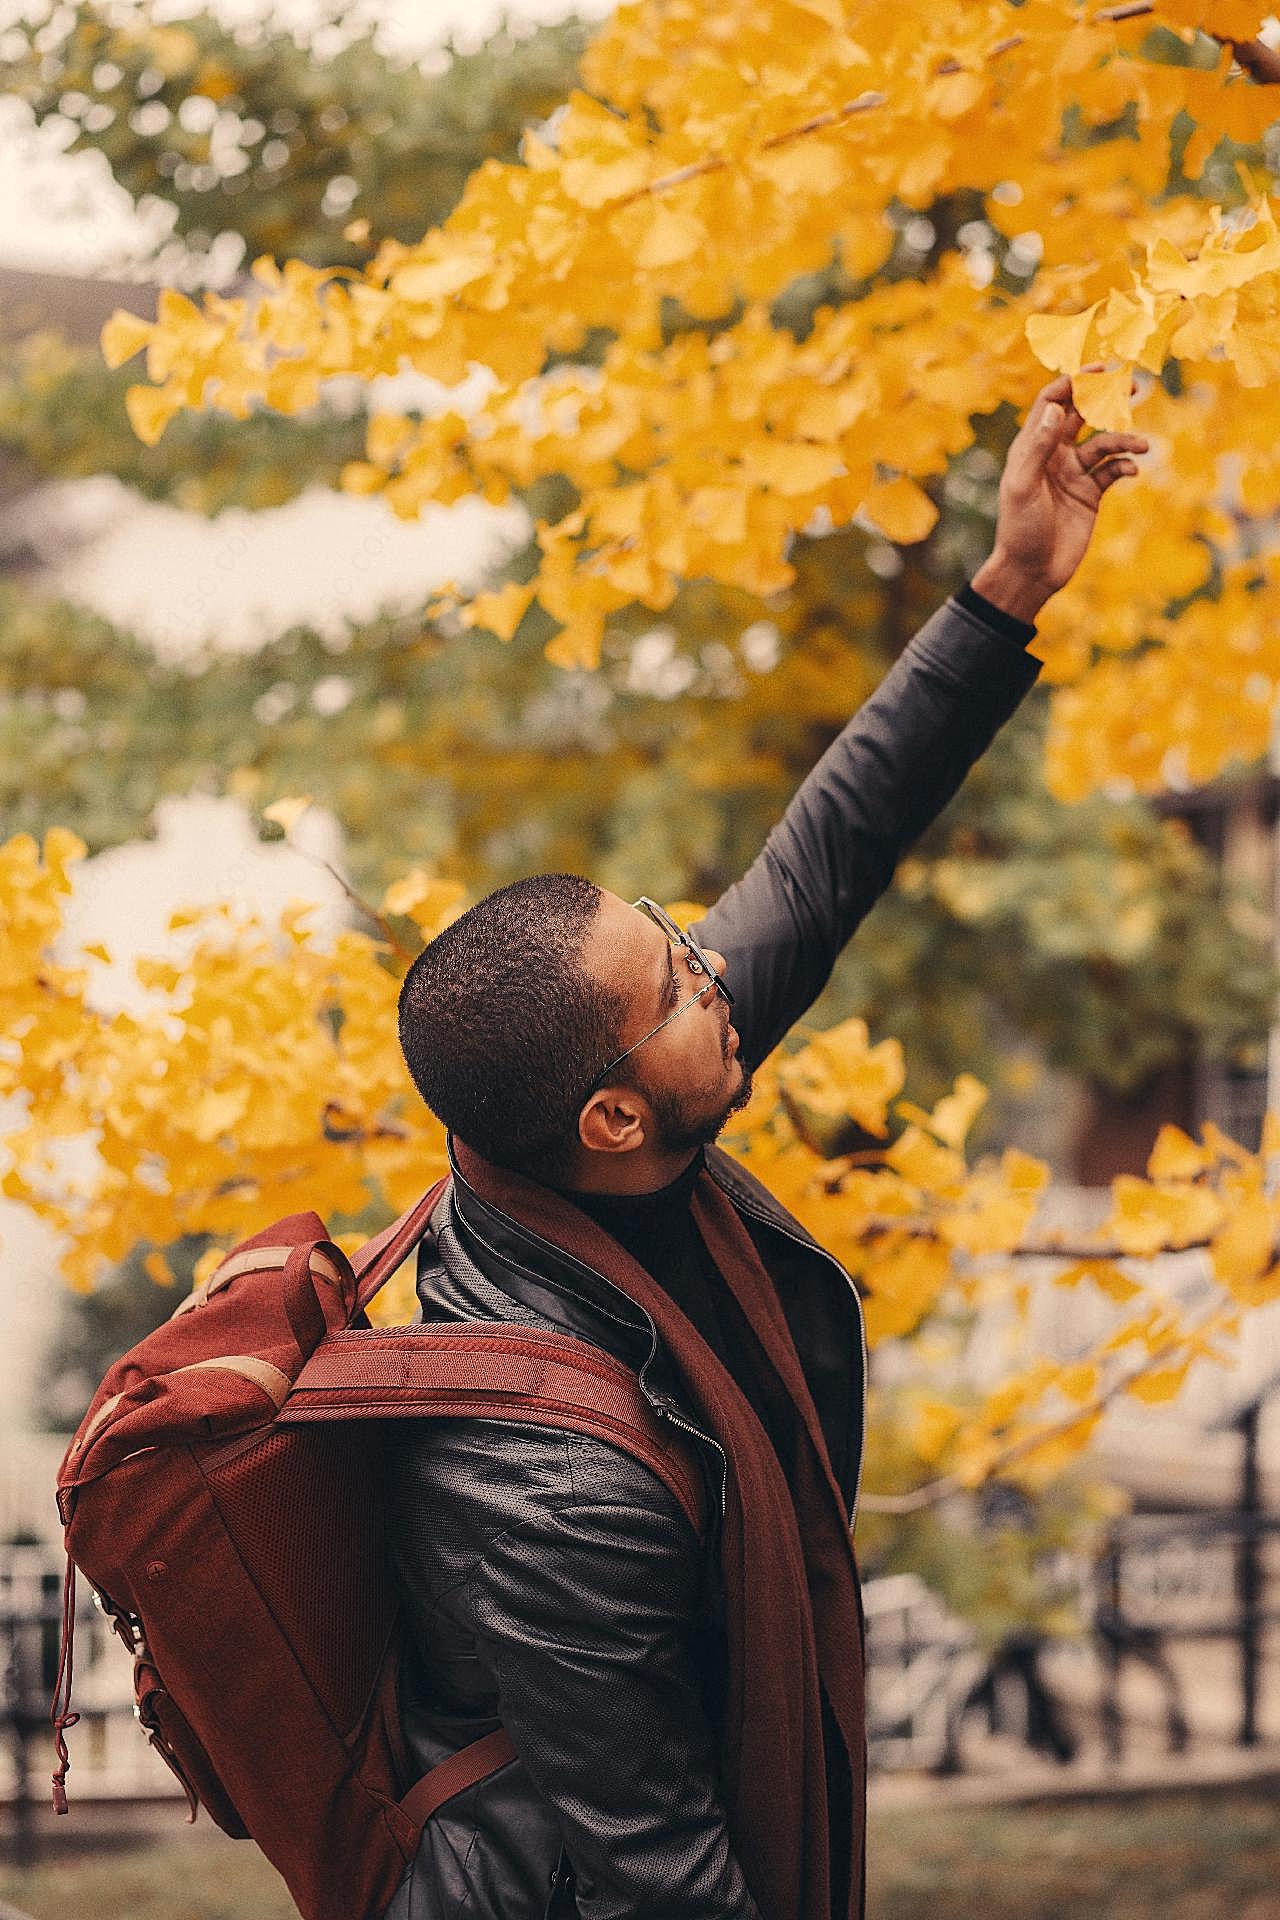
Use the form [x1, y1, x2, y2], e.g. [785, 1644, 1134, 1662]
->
[693, 594, 1041, 1067]
[465, 1453, 762, 1920]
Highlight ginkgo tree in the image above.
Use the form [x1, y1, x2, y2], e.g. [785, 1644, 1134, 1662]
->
[104, 0, 1280, 800]
[3, 0, 1272, 1114]
[9, 0, 1280, 1530]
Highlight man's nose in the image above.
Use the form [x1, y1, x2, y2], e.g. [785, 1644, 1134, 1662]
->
[704, 947, 728, 980]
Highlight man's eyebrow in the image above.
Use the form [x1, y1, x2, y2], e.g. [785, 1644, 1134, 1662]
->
[660, 941, 678, 1014]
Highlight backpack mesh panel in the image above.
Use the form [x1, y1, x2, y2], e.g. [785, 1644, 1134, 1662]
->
[204, 1424, 395, 1739]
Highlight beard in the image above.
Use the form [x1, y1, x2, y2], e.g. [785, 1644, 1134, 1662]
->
[647, 1057, 755, 1156]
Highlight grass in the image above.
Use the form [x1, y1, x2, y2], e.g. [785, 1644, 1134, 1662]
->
[2, 1784, 1279, 1918]
[0, 1820, 298, 1920]
[867, 1784, 1280, 1920]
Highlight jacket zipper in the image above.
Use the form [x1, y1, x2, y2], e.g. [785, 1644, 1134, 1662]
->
[716, 1182, 868, 1533]
[444, 1198, 731, 1523]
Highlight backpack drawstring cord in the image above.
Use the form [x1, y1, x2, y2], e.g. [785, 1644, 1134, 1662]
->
[50, 1554, 80, 1813]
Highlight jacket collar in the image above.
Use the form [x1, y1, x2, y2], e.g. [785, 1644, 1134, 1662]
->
[445, 1121, 825, 1336]
[445, 1134, 657, 1364]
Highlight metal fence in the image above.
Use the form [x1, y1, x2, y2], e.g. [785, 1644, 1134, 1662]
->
[3, 1511, 1277, 1858]
[1095, 1508, 1280, 1760]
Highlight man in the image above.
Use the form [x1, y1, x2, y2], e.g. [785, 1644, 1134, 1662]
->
[382, 375, 1146, 1920]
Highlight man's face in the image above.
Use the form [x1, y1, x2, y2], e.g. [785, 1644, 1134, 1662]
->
[580, 891, 753, 1153]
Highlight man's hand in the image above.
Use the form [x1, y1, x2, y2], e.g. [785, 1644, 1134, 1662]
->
[971, 371, 1148, 624]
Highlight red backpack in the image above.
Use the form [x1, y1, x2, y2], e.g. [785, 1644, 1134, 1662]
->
[51, 1181, 705, 1920]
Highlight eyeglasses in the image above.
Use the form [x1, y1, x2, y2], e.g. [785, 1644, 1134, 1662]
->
[580, 897, 735, 1104]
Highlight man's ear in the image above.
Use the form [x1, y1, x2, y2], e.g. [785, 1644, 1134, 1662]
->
[578, 1084, 648, 1156]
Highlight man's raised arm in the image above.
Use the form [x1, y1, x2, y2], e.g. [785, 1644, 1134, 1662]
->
[694, 372, 1147, 1068]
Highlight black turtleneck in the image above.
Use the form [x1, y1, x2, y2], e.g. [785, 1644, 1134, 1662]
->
[557, 1150, 795, 1472]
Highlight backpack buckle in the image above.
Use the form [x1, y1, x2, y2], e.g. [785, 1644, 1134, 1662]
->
[91, 1585, 139, 1652]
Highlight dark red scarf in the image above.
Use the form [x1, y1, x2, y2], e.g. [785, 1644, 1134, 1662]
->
[452, 1139, 866, 1920]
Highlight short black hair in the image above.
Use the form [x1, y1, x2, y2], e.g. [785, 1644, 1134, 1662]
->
[397, 873, 627, 1181]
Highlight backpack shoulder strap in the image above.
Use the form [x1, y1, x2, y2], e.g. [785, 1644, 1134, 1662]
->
[279, 1322, 707, 1539]
[350, 1178, 449, 1317]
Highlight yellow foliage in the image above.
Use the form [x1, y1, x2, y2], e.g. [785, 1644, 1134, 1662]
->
[1126, 1359, 1193, 1404]
[860, 1233, 952, 1344]
[380, 870, 468, 935]
[884, 1126, 967, 1196]
[97, 0, 1280, 778]
[896, 1072, 988, 1149]
[460, 582, 536, 643]
[1008, 1410, 1103, 1487]
[935, 1150, 1048, 1256]
[1054, 1259, 1144, 1305]
[1147, 1124, 1209, 1183]
[777, 1018, 905, 1136]
[1107, 1173, 1225, 1255]
[1057, 1363, 1099, 1405]
[910, 1395, 966, 1464]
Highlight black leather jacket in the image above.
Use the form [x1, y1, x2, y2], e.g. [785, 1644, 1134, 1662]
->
[381, 595, 1040, 1920]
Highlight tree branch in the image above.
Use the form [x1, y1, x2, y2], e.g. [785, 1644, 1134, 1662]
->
[286, 843, 416, 963]
[858, 1299, 1233, 1515]
[1096, 0, 1280, 84]
[612, 5, 1280, 217]
[321, 1101, 411, 1144]
[845, 1212, 1225, 1261]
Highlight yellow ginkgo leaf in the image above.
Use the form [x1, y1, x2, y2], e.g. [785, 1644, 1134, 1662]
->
[262, 796, 313, 835]
[1025, 302, 1101, 376]
[635, 206, 704, 269]
[124, 382, 183, 448]
[1147, 1124, 1208, 1182]
[1126, 1359, 1192, 1405]
[1057, 1362, 1099, 1405]
[861, 1235, 952, 1344]
[746, 440, 845, 496]
[911, 1396, 965, 1464]
[862, 476, 938, 544]
[546, 610, 605, 672]
[381, 870, 468, 934]
[42, 827, 87, 873]
[462, 581, 536, 642]
[189, 1087, 250, 1144]
[885, 1126, 966, 1195]
[1109, 1174, 1223, 1254]
[559, 92, 653, 208]
[1054, 1259, 1143, 1303]
[1210, 1186, 1274, 1294]
[144, 1249, 177, 1289]
[394, 246, 492, 304]
[100, 309, 154, 369]
[927, 1073, 990, 1148]
[1073, 367, 1135, 433]
[1011, 1410, 1102, 1482]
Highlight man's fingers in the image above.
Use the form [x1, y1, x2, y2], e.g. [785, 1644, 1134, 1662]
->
[1094, 457, 1140, 491]
[1080, 431, 1149, 469]
[1025, 375, 1074, 433]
